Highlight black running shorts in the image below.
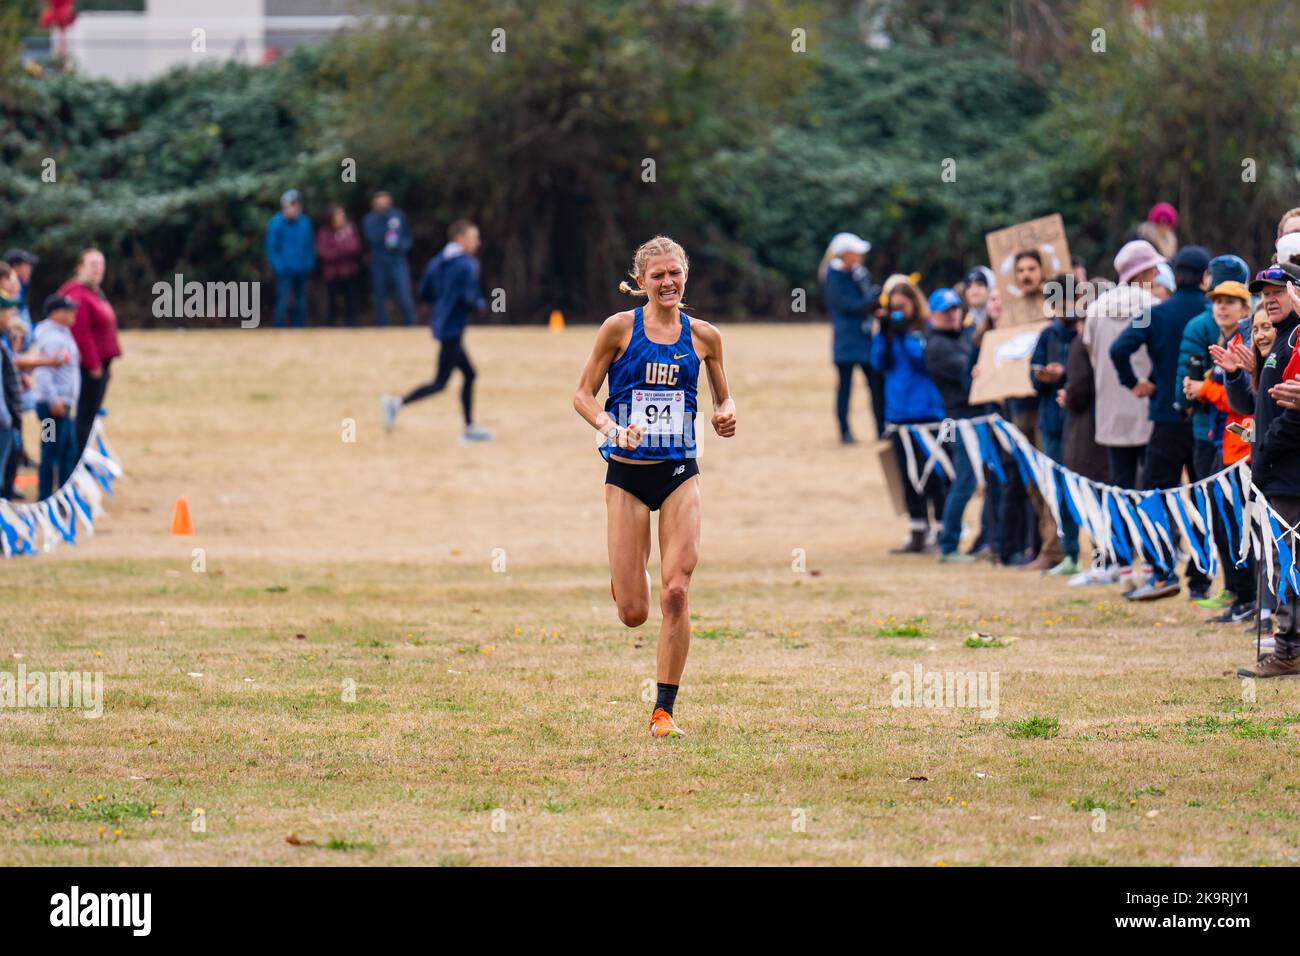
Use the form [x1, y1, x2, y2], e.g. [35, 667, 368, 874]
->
[605, 458, 700, 511]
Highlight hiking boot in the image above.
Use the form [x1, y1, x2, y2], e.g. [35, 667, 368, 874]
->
[1023, 552, 1057, 572]
[890, 530, 927, 555]
[1236, 653, 1300, 679]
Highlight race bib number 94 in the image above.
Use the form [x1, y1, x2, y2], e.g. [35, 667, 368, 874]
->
[631, 389, 685, 437]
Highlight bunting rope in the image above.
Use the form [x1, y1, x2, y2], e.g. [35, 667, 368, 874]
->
[0, 417, 123, 558]
[891, 413, 1300, 605]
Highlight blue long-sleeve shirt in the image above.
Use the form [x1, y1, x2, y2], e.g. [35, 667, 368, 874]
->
[1031, 318, 1076, 438]
[265, 212, 316, 277]
[418, 243, 486, 341]
[362, 208, 414, 259]
[1110, 286, 1207, 424]
[869, 328, 944, 423]
[823, 264, 875, 364]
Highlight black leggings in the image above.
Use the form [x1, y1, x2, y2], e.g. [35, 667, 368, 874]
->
[836, 362, 886, 439]
[76, 358, 112, 456]
[891, 429, 947, 527]
[402, 337, 475, 425]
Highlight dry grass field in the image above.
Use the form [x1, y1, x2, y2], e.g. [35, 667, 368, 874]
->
[2, 323, 1298, 866]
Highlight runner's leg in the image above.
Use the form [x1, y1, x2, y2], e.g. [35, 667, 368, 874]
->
[402, 338, 459, 405]
[606, 483, 652, 627]
[454, 342, 476, 425]
[655, 475, 700, 684]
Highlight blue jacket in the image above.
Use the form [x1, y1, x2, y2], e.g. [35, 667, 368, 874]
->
[362, 208, 414, 259]
[869, 328, 944, 423]
[823, 264, 874, 364]
[1031, 318, 1077, 439]
[265, 212, 316, 277]
[1175, 307, 1229, 444]
[1110, 286, 1208, 424]
[419, 243, 486, 341]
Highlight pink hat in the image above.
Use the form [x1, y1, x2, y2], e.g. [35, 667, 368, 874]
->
[1114, 239, 1167, 283]
[1148, 202, 1178, 228]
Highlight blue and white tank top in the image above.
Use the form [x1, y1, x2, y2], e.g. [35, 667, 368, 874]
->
[601, 306, 700, 461]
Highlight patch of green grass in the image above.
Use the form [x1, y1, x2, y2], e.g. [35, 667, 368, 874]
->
[1070, 796, 1118, 812]
[542, 800, 573, 813]
[1185, 713, 1300, 740]
[324, 837, 377, 852]
[1067, 854, 1109, 867]
[693, 627, 744, 641]
[25, 833, 88, 847]
[877, 617, 927, 638]
[1006, 716, 1059, 739]
[68, 801, 154, 824]
[1135, 786, 1166, 797]
[964, 635, 1007, 649]
[264, 585, 288, 593]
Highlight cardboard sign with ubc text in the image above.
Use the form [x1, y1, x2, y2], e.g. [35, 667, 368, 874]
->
[985, 214, 1071, 328]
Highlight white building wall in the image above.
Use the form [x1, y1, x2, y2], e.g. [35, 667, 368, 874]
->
[65, 0, 356, 82]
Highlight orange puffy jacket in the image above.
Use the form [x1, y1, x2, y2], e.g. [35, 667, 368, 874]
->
[1200, 331, 1251, 465]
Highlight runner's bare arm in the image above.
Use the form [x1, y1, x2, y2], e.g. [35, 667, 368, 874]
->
[693, 320, 736, 438]
[574, 312, 642, 444]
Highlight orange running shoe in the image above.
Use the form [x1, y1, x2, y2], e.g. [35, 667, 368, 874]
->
[649, 707, 686, 738]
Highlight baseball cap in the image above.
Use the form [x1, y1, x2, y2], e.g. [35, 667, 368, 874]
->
[964, 266, 995, 288]
[42, 293, 75, 317]
[281, 189, 302, 206]
[3, 249, 37, 267]
[828, 232, 870, 257]
[927, 288, 962, 313]
[1208, 281, 1250, 304]
[1248, 262, 1300, 294]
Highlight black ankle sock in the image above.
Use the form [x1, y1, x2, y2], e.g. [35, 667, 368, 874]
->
[655, 682, 679, 715]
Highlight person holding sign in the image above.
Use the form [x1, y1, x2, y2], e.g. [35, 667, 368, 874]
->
[573, 236, 737, 737]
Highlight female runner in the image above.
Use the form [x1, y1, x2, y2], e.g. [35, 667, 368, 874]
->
[573, 236, 736, 737]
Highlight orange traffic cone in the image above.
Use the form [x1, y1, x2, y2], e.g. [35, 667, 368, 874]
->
[170, 496, 195, 536]
[548, 309, 565, 332]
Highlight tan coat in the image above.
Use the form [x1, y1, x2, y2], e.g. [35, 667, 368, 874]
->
[1082, 283, 1155, 448]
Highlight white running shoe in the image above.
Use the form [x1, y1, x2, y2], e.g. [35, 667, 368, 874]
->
[460, 424, 495, 445]
[1068, 566, 1122, 587]
[381, 394, 401, 433]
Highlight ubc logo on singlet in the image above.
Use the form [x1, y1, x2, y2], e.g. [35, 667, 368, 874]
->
[644, 361, 680, 386]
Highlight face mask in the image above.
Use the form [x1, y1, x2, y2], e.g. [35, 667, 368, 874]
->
[890, 310, 906, 325]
